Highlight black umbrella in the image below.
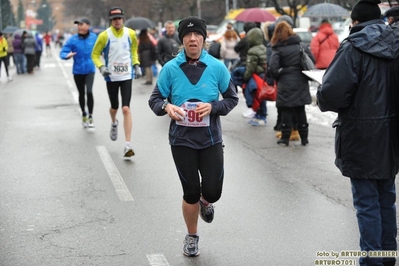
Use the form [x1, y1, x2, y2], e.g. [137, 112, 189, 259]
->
[303, 3, 350, 18]
[2, 26, 19, 34]
[125, 17, 156, 30]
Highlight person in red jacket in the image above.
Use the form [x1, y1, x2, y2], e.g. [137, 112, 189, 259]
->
[310, 19, 339, 70]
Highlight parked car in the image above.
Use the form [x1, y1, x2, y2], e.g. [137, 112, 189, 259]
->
[293, 28, 313, 46]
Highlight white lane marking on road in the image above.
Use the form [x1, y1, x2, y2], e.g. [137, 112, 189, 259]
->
[96, 146, 134, 201]
[146, 254, 170, 266]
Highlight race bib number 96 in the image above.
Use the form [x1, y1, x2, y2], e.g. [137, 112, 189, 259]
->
[176, 102, 210, 127]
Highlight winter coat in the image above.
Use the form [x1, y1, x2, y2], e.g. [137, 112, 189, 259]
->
[156, 33, 180, 66]
[310, 23, 339, 69]
[138, 41, 156, 67]
[317, 19, 399, 180]
[35, 33, 43, 52]
[7, 36, 13, 53]
[243, 28, 266, 82]
[23, 34, 37, 55]
[234, 36, 249, 67]
[269, 35, 313, 108]
[12, 34, 23, 54]
[0, 37, 8, 58]
[60, 32, 97, 75]
[220, 38, 239, 60]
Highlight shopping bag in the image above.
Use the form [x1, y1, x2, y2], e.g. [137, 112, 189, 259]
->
[252, 73, 277, 101]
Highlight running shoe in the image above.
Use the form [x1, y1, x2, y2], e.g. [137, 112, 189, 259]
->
[8, 76, 12, 82]
[199, 200, 214, 223]
[88, 117, 95, 128]
[242, 108, 256, 118]
[82, 116, 88, 128]
[110, 120, 118, 141]
[249, 119, 267, 126]
[183, 235, 200, 257]
[123, 144, 135, 157]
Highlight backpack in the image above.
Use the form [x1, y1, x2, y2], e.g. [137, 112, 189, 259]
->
[208, 41, 221, 59]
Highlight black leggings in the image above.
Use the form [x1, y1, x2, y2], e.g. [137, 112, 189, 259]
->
[171, 143, 224, 204]
[106, 79, 132, 109]
[0, 56, 9, 76]
[74, 73, 94, 115]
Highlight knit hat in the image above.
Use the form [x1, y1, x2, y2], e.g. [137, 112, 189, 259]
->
[178, 16, 207, 42]
[351, 0, 381, 22]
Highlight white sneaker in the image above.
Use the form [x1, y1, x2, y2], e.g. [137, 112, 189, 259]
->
[242, 108, 256, 118]
[82, 116, 89, 128]
[110, 120, 118, 141]
[88, 117, 95, 128]
[8, 76, 12, 82]
[123, 144, 135, 157]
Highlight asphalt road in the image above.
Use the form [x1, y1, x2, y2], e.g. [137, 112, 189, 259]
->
[0, 48, 384, 266]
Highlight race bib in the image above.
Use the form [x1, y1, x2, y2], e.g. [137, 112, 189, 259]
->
[112, 62, 129, 75]
[176, 102, 210, 127]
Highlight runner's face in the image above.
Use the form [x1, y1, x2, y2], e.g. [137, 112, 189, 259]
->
[77, 23, 89, 35]
[183, 32, 203, 59]
[111, 17, 123, 30]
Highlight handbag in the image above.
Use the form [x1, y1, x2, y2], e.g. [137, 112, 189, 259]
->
[299, 43, 315, 71]
[252, 73, 277, 102]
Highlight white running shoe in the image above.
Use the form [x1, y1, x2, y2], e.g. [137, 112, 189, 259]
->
[88, 117, 95, 128]
[123, 144, 135, 157]
[242, 108, 256, 118]
[110, 120, 118, 141]
[82, 116, 89, 128]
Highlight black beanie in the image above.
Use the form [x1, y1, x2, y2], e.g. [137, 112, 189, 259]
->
[351, 0, 381, 22]
[178, 16, 207, 42]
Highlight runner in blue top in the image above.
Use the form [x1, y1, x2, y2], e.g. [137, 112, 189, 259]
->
[60, 18, 97, 128]
[149, 16, 239, 257]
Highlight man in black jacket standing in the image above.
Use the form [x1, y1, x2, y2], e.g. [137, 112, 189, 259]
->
[156, 20, 181, 66]
[317, 1, 399, 265]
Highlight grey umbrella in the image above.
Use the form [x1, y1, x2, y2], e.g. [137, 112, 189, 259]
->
[125, 17, 156, 30]
[2, 26, 19, 34]
[303, 3, 350, 18]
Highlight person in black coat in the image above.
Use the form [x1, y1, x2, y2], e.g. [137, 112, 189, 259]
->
[269, 21, 314, 146]
[233, 22, 256, 69]
[317, 1, 399, 264]
[138, 29, 156, 85]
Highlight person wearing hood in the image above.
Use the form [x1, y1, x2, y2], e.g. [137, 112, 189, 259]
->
[384, 6, 399, 28]
[317, 1, 399, 265]
[310, 19, 339, 70]
[60, 18, 97, 128]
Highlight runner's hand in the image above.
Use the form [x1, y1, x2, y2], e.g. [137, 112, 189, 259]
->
[99, 66, 111, 77]
[134, 65, 142, 79]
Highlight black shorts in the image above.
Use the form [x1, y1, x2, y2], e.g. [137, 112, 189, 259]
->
[106, 79, 132, 109]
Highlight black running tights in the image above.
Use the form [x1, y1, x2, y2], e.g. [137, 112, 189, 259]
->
[74, 73, 94, 115]
[171, 143, 224, 204]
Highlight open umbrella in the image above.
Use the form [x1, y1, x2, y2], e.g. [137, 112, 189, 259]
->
[125, 17, 156, 30]
[2, 26, 19, 34]
[235, 8, 276, 23]
[303, 3, 350, 18]
[12, 29, 31, 37]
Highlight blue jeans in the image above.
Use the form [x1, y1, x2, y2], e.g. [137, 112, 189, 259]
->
[14, 53, 26, 74]
[351, 178, 397, 266]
